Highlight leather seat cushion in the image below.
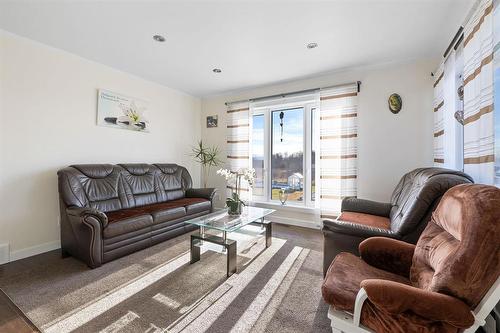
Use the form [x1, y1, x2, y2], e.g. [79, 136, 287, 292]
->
[186, 200, 211, 215]
[103, 214, 153, 239]
[337, 212, 391, 230]
[144, 198, 209, 222]
[105, 197, 210, 227]
[322, 252, 410, 312]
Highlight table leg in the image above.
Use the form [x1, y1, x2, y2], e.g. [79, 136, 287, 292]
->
[222, 231, 227, 253]
[226, 241, 237, 277]
[200, 226, 205, 245]
[265, 220, 272, 248]
[190, 234, 200, 264]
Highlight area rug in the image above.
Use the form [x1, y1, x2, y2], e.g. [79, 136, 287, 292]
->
[0, 224, 330, 333]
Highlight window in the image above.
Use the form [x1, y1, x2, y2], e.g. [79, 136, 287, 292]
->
[271, 108, 304, 202]
[311, 107, 317, 201]
[251, 95, 318, 207]
[252, 114, 265, 196]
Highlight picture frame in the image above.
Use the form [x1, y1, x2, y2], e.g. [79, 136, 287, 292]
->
[97, 89, 150, 132]
[207, 115, 218, 128]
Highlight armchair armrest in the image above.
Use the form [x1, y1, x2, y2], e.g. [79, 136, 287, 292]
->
[359, 237, 415, 278]
[341, 197, 392, 217]
[360, 279, 474, 329]
[66, 207, 108, 228]
[185, 188, 217, 200]
[323, 218, 396, 238]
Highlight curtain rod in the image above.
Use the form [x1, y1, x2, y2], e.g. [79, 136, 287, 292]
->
[443, 26, 464, 59]
[225, 81, 361, 106]
[441, 0, 481, 60]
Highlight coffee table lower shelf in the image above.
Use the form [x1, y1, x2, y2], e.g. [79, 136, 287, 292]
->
[189, 220, 272, 277]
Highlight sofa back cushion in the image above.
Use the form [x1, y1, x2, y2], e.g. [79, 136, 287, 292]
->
[389, 168, 473, 235]
[410, 184, 500, 308]
[154, 164, 192, 201]
[58, 164, 128, 212]
[119, 163, 162, 207]
[58, 163, 194, 212]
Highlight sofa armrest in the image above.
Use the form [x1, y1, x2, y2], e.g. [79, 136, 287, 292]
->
[341, 198, 392, 217]
[66, 207, 108, 228]
[185, 188, 217, 201]
[323, 218, 396, 238]
[359, 237, 415, 278]
[360, 279, 474, 329]
[64, 207, 105, 268]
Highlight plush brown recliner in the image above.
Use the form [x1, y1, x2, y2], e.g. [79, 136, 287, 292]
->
[322, 167, 473, 274]
[322, 184, 500, 333]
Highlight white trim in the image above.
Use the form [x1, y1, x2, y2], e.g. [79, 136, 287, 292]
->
[464, 276, 500, 333]
[250, 200, 318, 214]
[269, 215, 320, 230]
[9, 240, 61, 262]
[353, 288, 369, 326]
[328, 288, 372, 333]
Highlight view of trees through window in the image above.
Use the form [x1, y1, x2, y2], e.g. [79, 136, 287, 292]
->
[271, 108, 304, 201]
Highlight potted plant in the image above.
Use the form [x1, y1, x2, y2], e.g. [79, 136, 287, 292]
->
[217, 168, 255, 215]
[191, 140, 222, 188]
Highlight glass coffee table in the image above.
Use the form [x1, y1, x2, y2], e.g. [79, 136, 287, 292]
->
[185, 206, 275, 277]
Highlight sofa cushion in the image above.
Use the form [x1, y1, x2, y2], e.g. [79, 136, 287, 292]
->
[337, 212, 391, 230]
[103, 214, 153, 238]
[186, 200, 211, 215]
[105, 197, 209, 227]
[152, 207, 186, 224]
[322, 252, 410, 312]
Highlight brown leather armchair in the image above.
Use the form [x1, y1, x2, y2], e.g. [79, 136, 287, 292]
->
[322, 167, 473, 274]
[322, 184, 500, 333]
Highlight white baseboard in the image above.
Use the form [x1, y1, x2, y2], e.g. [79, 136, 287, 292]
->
[269, 215, 321, 230]
[9, 240, 61, 262]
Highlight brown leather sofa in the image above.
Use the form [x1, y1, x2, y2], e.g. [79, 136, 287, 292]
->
[322, 184, 500, 333]
[322, 167, 473, 274]
[58, 163, 216, 268]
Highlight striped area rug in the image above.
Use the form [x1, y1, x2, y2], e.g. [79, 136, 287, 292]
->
[0, 225, 330, 333]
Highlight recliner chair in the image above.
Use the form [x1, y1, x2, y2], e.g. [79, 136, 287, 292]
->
[321, 184, 500, 333]
[322, 167, 473, 274]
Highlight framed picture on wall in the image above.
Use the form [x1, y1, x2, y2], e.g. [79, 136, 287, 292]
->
[97, 89, 150, 132]
[207, 115, 218, 128]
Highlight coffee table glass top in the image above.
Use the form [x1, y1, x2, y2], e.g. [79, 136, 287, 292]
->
[184, 206, 275, 232]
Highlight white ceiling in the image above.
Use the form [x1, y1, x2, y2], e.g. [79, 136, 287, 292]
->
[0, 0, 474, 97]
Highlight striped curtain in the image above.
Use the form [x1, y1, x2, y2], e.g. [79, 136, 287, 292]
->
[463, 0, 495, 184]
[433, 63, 445, 165]
[226, 101, 251, 200]
[319, 83, 358, 219]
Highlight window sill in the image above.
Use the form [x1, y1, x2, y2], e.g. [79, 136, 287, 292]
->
[249, 200, 319, 215]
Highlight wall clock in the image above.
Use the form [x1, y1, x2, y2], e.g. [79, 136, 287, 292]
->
[388, 93, 402, 114]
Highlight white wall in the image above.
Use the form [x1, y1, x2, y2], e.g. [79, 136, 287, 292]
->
[201, 59, 435, 221]
[0, 31, 201, 260]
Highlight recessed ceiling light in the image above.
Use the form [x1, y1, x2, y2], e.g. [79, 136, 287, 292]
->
[307, 42, 318, 49]
[213, 68, 222, 73]
[153, 35, 166, 42]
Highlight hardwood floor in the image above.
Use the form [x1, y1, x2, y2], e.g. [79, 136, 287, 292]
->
[0, 288, 40, 333]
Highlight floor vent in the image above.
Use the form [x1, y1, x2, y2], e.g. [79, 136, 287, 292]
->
[0, 243, 10, 265]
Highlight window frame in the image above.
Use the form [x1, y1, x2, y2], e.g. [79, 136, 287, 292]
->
[250, 94, 319, 208]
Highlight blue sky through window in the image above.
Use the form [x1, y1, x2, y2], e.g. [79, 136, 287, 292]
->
[271, 108, 304, 156]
